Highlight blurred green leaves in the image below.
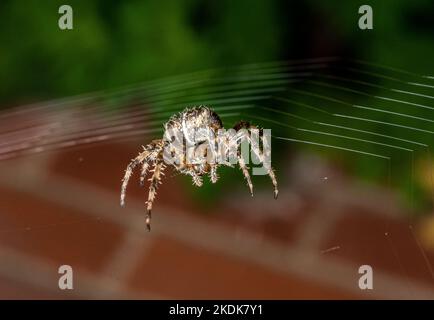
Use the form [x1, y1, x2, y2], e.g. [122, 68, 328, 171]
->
[0, 0, 281, 105]
[1, 0, 433, 104]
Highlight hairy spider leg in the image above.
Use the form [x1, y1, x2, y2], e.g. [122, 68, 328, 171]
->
[224, 129, 254, 196]
[248, 128, 278, 199]
[210, 164, 219, 183]
[237, 152, 253, 196]
[139, 141, 165, 186]
[190, 170, 203, 187]
[174, 146, 204, 187]
[145, 162, 166, 231]
[120, 150, 150, 207]
[244, 126, 278, 199]
[120, 139, 164, 206]
[260, 131, 278, 199]
[232, 121, 279, 199]
[139, 162, 150, 186]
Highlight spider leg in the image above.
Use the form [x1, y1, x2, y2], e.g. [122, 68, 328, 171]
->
[268, 166, 278, 199]
[259, 132, 279, 199]
[237, 152, 253, 196]
[145, 161, 166, 231]
[232, 121, 278, 199]
[139, 143, 163, 186]
[139, 161, 150, 186]
[120, 139, 164, 206]
[120, 150, 149, 207]
[191, 171, 203, 187]
[209, 164, 219, 183]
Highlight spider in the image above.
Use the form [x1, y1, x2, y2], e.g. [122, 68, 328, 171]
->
[120, 105, 278, 231]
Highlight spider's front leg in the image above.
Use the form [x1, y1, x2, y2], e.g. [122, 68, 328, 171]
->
[120, 150, 150, 207]
[145, 161, 166, 231]
[139, 140, 164, 186]
[139, 162, 150, 186]
[120, 139, 164, 206]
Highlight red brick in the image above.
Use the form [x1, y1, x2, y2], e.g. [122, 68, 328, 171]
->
[0, 187, 124, 274]
[324, 207, 434, 287]
[129, 235, 359, 299]
[216, 193, 316, 245]
[0, 276, 73, 299]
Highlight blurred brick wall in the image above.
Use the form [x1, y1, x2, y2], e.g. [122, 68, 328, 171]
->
[0, 108, 434, 299]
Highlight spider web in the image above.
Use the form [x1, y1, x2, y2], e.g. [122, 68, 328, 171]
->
[0, 57, 434, 297]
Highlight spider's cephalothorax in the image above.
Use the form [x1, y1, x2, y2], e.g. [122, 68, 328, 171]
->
[120, 105, 278, 231]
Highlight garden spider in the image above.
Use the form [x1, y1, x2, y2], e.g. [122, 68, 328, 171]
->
[120, 105, 278, 231]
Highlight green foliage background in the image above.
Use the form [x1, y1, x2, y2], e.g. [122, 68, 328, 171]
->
[1, 0, 432, 105]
